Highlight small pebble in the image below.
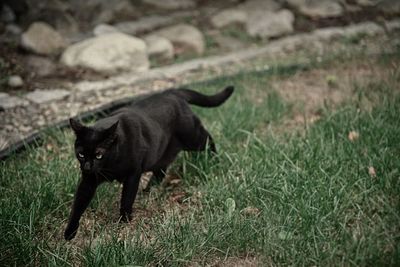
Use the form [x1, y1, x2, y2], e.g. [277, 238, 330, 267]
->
[348, 131, 359, 142]
[5, 24, 22, 35]
[368, 166, 377, 177]
[8, 75, 24, 88]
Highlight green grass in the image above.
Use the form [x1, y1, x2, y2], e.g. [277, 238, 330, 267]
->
[1, 51, 400, 266]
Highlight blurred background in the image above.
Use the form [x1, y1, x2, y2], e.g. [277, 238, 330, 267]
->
[0, 0, 398, 92]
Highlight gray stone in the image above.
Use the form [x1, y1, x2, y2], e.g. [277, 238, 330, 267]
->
[115, 16, 172, 35]
[355, 0, 381, 6]
[0, 5, 15, 23]
[144, 35, 174, 61]
[5, 24, 22, 35]
[25, 89, 70, 104]
[22, 0, 78, 36]
[238, 0, 281, 13]
[24, 56, 57, 77]
[377, 0, 400, 15]
[154, 24, 205, 55]
[212, 34, 247, 51]
[114, 12, 193, 35]
[142, 0, 196, 10]
[66, 32, 92, 44]
[312, 27, 344, 41]
[0, 93, 27, 109]
[343, 3, 363, 13]
[210, 9, 247, 29]
[92, 0, 137, 25]
[287, 0, 343, 18]
[61, 32, 149, 73]
[20, 22, 67, 55]
[46, 9, 80, 36]
[342, 22, 384, 36]
[73, 0, 137, 28]
[108, 0, 137, 21]
[385, 19, 400, 32]
[246, 9, 295, 39]
[93, 24, 120, 36]
[8, 75, 24, 88]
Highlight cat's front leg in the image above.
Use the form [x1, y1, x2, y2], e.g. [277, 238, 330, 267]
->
[119, 172, 141, 222]
[64, 175, 98, 240]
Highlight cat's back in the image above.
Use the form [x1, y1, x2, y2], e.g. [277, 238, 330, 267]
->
[121, 90, 185, 121]
[99, 90, 186, 132]
[131, 90, 184, 110]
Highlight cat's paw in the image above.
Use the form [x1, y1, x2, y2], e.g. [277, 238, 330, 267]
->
[64, 222, 79, 240]
[119, 212, 132, 223]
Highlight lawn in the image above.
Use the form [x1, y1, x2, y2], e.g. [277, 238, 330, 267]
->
[1, 48, 399, 266]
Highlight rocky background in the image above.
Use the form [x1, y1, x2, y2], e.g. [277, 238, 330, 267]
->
[1, 0, 399, 92]
[0, 0, 399, 154]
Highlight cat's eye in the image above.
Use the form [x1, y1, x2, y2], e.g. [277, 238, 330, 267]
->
[95, 153, 103, 160]
[78, 153, 84, 158]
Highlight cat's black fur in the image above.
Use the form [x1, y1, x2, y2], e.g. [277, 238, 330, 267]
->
[64, 86, 234, 240]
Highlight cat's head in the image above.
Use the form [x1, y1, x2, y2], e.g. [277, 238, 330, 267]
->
[70, 118, 119, 175]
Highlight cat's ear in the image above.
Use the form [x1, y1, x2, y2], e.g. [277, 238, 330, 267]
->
[103, 120, 119, 137]
[69, 118, 86, 135]
[101, 120, 119, 146]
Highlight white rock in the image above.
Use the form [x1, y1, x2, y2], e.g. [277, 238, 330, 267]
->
[287, 0, 343, 18]
[21, 22, 67, 55]
[246, 9, 295, 39]
[8, 75, 24, 87]
[142, 0, 196, 10]
[238, 0, 281, 13]
[25, 89, 70, 104]
[93, 24, 120, 36]
[61, 32, 149, 73]
[154, 24, 205, 55]
[210, 9, 247, 29]
[355, 0, 381, 6]
[0, 93, 27, 109]
[144, 35, 174, 61]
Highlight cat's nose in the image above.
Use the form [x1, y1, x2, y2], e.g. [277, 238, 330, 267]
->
[83, 162, 91, 171]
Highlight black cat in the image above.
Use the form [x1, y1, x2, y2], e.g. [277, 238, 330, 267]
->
[64, 86, 234, 240]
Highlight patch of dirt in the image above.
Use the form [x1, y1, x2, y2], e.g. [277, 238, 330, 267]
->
[254, 55, 400, 137]
[274, 61, 385, 114]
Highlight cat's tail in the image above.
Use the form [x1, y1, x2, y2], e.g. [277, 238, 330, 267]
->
[171, 86, 234, 107]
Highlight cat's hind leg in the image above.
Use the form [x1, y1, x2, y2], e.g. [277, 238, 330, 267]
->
[179, 115, 217, 154]
[143, 167, 167, 192]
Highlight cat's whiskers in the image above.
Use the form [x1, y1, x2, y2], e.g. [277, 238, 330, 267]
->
[96, 169, 113, 182]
